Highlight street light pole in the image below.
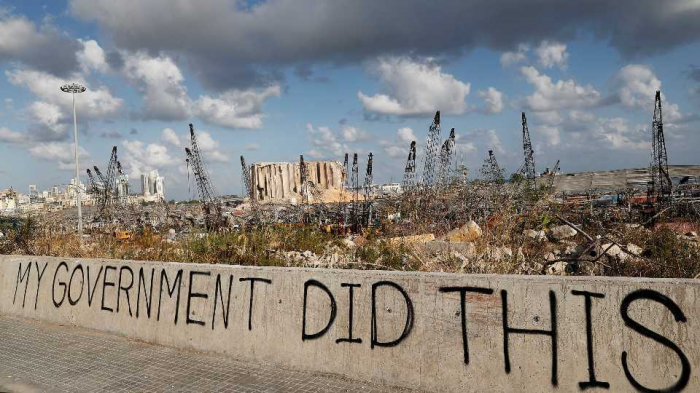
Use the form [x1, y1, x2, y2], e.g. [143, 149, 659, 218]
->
[60, 82, 87, 245]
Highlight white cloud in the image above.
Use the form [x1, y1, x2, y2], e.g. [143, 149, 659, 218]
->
[307, 149, 325, 159]
[4, 68, 122, 144]
[6, 68, 123, 120]
[341, 126, 370, 142]
[614, 64, 682, 121]
[397, 127, 417, 145]
[454, 128, 503, 157]
[195, 85, 281, 129]
[532, 108, 651, 151]
[381, 145, 403, 158]
[0, 13, 79, 76]
[592, 117, 649, 150]
[28, 142, 73, 162]
[358, 56, 471, 116]
[450, 129, 510, 170]
[161, 127, 228, 162]
[568, 110, 596, 123]
[207, 150, 229, 163]
[28, 142, 90, 170]
[486, 129, 505, 154]
[382, 127, 420, 158]
[123, 52, 192, 121]
[520, 66, 601, 111]
[194, 130, 229, 162]
[615, 65, 660, 108]
[500, 44, 529, 68]
[454, 142, 477, 154]
[0, 16, 40, 54]
[244, 143, 259, 151]
[0, 127, 24, 143]
[0, 66, 124, 168]
[77, 39, 109, 73]
[534, 41, 568, 69]
[161, 128, 181, 147]
[120, 140, 176, 178]
[29, 101, 66, 136]
[306, 123, 348, 158]
[537, 125, 561, 146]
[534, 110, 563, 125]
[123, 51, 279, 128]
[478, 87, 504, 114]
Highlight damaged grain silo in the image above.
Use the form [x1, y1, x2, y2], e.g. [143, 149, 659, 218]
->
[250, 160, 347, 203]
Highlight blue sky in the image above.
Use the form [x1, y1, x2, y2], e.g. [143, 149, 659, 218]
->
[0, 0, 699, 200]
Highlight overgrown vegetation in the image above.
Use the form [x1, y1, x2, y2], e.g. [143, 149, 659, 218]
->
[2, 180, 699, 278]
[1, 222, 406, 270]
[2, 207, 699, 278]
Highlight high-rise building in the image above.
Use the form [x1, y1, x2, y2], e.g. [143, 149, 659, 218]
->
[67, 179, 85, 200]
[117, 174, 129, 201]
[141, 174, 151, 197]
[150, 170, 165, 200]
[29, 185, 38, 198]
[141, 170, 164, 201]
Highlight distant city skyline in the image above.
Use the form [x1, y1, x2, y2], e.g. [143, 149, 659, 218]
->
[0, 1, 699, 201]
[0, 168, 165, 214]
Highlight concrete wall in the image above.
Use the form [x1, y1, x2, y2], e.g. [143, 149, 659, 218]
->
[547, 165, 700, 193]
[1, 255, 699, 392]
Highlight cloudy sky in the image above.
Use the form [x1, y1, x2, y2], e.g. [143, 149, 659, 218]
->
[0, 0, 699, 200]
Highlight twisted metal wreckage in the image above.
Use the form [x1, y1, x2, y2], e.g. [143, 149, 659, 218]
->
[81, 90, 698, 234]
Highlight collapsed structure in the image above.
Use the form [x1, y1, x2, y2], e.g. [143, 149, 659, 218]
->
[250, 161, 345, 202]
[519, 112, 537, 188]
[650, 90, 672, 202]
[185, 123, 221, 229]
[10, 90, 697, 235]
[421, 111, 442, 188]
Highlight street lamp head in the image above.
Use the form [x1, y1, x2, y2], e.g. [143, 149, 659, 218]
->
[60, 82, 86, 94]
